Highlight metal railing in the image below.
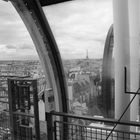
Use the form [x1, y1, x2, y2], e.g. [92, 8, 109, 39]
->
[46, 111, 140, 140]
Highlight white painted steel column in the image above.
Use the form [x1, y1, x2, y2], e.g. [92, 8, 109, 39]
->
[129, 0, 140, 132]
[113, 0, 130, 133]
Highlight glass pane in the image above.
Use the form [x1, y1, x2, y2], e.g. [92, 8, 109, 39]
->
[0, 1, 47, 139]
[43, 0, 113, 118]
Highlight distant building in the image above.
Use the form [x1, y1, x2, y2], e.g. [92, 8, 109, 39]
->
[72, 101, 88, 115]
[67, 71, 100, 115]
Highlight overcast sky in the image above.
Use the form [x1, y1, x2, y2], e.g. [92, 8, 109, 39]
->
[0, 0, 113, 60]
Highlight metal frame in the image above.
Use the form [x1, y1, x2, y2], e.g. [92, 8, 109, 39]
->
[46, 111, 140, 140]
[124, 67, 140, 94]
[9, 0, 68, 113]
[8, 78, 40, 140]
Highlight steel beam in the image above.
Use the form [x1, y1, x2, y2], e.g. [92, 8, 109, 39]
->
[10, 0, 68, 113]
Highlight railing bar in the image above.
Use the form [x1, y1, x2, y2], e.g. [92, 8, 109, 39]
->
[105, 130, 107, 139]
[77, 125, 79, 139]
[54, 121, 57, 140]
[74, 124, 76, 140]
[61, 123, 63, 140]
[129, 132, 131, 140]
[50, 112, 140, 127]
[101, 129, 102, 140]
[89, 127, 92, 139]
[75, 125, 77, 140]
[135, 133, 136, 140]
[80, 126, 82, 140]
[72, 124, 73, 140]
[85, 126, 87, 140]
[96, 128, 97, 139]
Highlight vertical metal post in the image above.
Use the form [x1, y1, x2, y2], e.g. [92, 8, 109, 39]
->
[62, 116, 68, 140]
[8, 79, 14, 140]
[33, 80, 40, 140]
[113, 0, 130, 136]
[54, 121, 57, 140]
[46, 112, 54, 140]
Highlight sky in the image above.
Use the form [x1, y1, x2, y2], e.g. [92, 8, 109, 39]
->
[0, 0, 113, 60]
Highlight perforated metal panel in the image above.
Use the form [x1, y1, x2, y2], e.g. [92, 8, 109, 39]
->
[8, 78, 40, 140]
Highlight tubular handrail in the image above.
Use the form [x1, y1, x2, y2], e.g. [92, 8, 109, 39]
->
[46, 111, 140, 127]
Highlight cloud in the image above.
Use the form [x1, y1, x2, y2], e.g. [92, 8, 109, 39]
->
[0, 1, 32, 45]
[6, 45, 17, 49]
[0, 0, 113, 60]
[0, 43, 37, 60]
[44, 0, 113, 59]
[20, 44, 34, 50]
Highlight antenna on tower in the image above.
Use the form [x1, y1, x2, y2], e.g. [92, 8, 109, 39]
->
[86, 49, 89, 59]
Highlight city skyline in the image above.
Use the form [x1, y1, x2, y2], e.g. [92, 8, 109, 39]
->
[0, 0, 113, 60]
